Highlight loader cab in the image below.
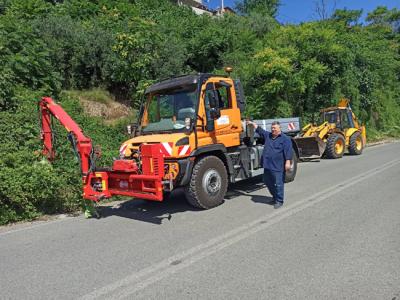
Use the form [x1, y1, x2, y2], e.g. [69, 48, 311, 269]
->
[319, 108, 354, 130]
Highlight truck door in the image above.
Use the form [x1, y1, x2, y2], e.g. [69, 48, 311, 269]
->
[197, 78, 242, 148]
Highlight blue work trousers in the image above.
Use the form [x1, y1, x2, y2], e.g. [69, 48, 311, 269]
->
[263, 169, 285, 204]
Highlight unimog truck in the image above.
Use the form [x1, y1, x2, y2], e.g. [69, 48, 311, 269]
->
[39, 71, 300, 209]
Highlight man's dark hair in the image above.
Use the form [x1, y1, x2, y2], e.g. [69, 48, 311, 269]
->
[271, 121, 280, 126]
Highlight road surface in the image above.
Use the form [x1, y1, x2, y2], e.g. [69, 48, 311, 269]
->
[1, 142, 399, 299]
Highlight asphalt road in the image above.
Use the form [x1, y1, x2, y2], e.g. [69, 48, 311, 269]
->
[1, 142, 400, 300]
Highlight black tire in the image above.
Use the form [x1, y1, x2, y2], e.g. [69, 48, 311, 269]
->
[163, 191, 171, 201]
[325, 133, 345, 159]
[285, 150, 298, 183]
[348, 131, 363, 155]
[184, 156, 228, 209]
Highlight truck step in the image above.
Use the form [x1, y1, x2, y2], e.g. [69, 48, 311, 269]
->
[228, 152, 241, 156]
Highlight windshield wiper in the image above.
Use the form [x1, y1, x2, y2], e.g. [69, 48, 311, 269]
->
[142, 129, 175, 134]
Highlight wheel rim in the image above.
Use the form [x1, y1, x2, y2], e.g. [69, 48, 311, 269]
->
[202, 169, 222, 196]
[335, 139, 344, 154]
[356, 137, 362, 150]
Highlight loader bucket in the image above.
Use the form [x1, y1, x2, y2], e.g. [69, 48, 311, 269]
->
[294, 136, 326, 160]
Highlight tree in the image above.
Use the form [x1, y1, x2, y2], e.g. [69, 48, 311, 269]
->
[332, 8, 362, 26]
[366, 6, 400, 32]
[314, 0, 336, 20]
[236, 0, 280, 17]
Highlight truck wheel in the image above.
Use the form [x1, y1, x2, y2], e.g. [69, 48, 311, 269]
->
[325, 133, 345, 159]
[284, 151, 298, 183]
[348, 132, 363, 155]
[184, 156, 228, 209]
[163, 191, 171, 201]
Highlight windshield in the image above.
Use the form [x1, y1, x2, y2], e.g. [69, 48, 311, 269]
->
[319, 110, 338, 124]
[142, 84, 197, 133]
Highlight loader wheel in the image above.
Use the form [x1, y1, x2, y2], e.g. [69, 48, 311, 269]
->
[325, 133, 345, 159]
[348, 132, 363, 155]
[284, 150, 298, 183]
[184, 156, 228, 209]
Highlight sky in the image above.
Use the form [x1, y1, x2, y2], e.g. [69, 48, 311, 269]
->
[205, 0, 400, 23]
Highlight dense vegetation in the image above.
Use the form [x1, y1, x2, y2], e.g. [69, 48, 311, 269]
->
[1, 0, 399, 224]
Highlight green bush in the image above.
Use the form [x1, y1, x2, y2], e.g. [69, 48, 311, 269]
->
[0, 91, 128, 225]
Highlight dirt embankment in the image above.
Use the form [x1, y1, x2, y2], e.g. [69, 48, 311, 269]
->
[79, 98, 134, 124]
[62, 89, 136, 124]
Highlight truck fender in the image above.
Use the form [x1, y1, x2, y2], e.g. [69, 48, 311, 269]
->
[190, 144, 227, 156]
[345, 128, 360, 144]
[179, 144, 234, 186]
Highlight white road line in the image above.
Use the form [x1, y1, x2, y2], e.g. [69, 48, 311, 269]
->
[80, 158, 400, 300]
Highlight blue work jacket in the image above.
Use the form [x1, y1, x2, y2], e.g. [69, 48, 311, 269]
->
[256, 126, 293, 172]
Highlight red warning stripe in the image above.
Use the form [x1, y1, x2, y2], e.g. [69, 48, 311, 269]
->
[160, 142, 173, 157]
[178, 145, 191, 156]
[287, 122, 296, 131]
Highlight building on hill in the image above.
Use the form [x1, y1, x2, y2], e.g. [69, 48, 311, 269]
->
[176, 0, 213, 15]
[213, 6, 236, 16]
[175, 0, 235, 16]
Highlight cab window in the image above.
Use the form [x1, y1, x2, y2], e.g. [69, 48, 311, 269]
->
[204, 82, 232, 110]
[340, 110, 351, 128]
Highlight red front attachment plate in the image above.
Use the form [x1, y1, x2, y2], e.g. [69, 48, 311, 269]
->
[83, 144, 165, 202]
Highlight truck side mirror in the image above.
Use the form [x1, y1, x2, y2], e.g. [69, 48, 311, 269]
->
[209, 90, 218, 108]
[209, 90, 221, 120]
[210, 107, 221, 120]
[127, 124, 137, 136]
[204, 83, 221, 132]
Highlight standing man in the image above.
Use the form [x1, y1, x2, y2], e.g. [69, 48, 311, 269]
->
[247, 121, 293, 209]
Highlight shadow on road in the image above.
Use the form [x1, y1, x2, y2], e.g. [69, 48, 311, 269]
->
[98, 175, 273, 224]
[98, 188, 198, 225]
[226, 175, 274, 205]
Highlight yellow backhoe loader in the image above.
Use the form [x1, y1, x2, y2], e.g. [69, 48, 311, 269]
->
[295, 99, 366, 159]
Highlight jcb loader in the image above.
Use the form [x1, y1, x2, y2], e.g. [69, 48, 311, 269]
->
[39, 70, 300, 210]
[295, 99, 366, 160]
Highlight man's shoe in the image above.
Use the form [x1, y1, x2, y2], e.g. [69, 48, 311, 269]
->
[274, 202, 283, 209]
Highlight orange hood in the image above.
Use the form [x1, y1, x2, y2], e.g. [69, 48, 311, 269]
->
[119, 133, 192, 158]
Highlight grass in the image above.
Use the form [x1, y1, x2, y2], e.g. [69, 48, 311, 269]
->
[366, 126, 400, 143]
[62, 88, 114, 104]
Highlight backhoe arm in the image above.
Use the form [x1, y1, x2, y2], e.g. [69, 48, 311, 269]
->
[39, 97, 94, 175]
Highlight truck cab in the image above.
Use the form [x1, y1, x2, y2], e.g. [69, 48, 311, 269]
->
[120, 73, 299, 209]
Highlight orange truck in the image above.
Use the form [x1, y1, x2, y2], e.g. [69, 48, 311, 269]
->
[39, 71, 300, 210]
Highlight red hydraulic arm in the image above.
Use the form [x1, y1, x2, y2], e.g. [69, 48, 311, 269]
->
[38, 97, 165, 202]
[39, 97, 94, 175]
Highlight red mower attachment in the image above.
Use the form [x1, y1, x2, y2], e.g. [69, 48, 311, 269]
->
[39, 97, 165, 202]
